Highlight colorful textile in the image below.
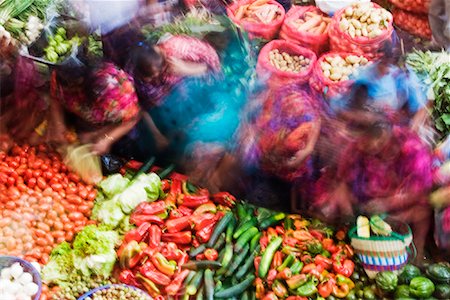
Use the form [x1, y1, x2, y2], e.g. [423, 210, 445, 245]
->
[55, 63, 139, 124]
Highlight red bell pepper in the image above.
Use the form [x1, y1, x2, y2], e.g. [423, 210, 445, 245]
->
[140, 268, 171, 286]
[254, 256, 262, 273]
[193, 202, 217, 215]
[262, 292, 278, 300]
[162, 231, 192, 244]
[134, 201, 167, 216]
[276, 268, 292, 280]
[309, 229, 324, 241]
[271, 251, 283, 269]
[169, 209, 183, 219]
[333, 259, 354, 277]
[151, 252, 176, 276]
[165, 216, 191, 233]
[178, 206, 193, 216]
[196, 253, 205, 260]
[322, 238, 338, 254]
[286, 297, 307, 300]
[275, 226, 285, 235]
[315, 255, 333, 270]
[148, 225, 161, 248]
[161, 179, 170, 192]
[177, 194, 209, 208]
[168, 172, 188, 182]
[119, 270, 141, 287]
[130, 214, 165, 227]
[196, 218, 218, 243]
[260, 235, 269, 250]
[267, 269, 278, 284]
[124, 223, 151, 243]
[161, 242, 184, 261]
[165, 269, 190, 296]
[318, 277, 336, 298]
[204, 248, 218, 261]
[165, 179, 182, 206]
[272, 280, 288, 298]
[190, 213, 216, 230]
[211, 191, 236, 207]
[283, 236, 298, 247]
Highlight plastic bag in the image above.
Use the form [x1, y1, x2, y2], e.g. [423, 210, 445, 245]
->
[64, 144, 102, 184]
[252, 86, 320, 181]
[101, 154, 126, 175]
[388, 0, 430, 14]
[309, 52, 369, 101]
[315, 0, 370, 16]
[256, 39, 317, 89]
[227, 0, 285, 40]
[328, 2, 394, 59]
[279, 6, 330, 54]
[393, 8, 431, 40]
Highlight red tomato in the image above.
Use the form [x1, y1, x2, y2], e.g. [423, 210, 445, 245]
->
[37, 177, 46, 190]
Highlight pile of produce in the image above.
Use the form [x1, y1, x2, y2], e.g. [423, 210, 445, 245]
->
[319, 54, 370, 82]
[392, 8, 431, 40]
[388, 0, 430, 14]
[268, 49, 311, 73]
[406, 50, 450, 138]
[44, 27, 81, 63]
[81, 285, 151, 300]
[0, 144, 96, 264]
[289, 10, 330, 35]
[232, 0, 283, 25]
[328, 3, 393, 59]
[0, 261, 40, 299]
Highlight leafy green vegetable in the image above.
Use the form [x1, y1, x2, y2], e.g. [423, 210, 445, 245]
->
[41, 242, 73, 283]
[99, 174, 129, 198]
[93, 196, 125, 228]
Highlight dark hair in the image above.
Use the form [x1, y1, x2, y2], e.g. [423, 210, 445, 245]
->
[128, 41, 164, 79]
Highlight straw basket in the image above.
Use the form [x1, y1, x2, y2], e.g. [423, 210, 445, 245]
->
[348, 216, 416, 279]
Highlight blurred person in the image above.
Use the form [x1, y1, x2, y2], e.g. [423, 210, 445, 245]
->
[429, 0, 450, 50]
[41, 61, 141, 155]
[311, 84, 434, 261]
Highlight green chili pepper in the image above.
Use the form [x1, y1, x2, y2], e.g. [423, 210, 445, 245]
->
[290, 260, 304, 274]
[277, 253, 295, 271]
[259, 236, 283, 278]
[295, 280, 318, 297]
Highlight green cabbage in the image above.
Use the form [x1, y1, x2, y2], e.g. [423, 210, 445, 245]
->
[41, 242, 74, 283]
[93, 196, 125, 228]
[99, 174, 129, 198]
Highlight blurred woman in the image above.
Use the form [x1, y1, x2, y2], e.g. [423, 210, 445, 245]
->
[312, 84, 434, 261]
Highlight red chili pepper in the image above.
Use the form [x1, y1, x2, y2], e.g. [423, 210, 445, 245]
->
[318, 277, 336, 298]
[255, 278, 265, 299]
[196, 253, 205, 260]
[178, 194, 209, 208]
[204, 248, 218, 261]
[315, 255, 333, 270]
[165, 216, 191, 233]
[125, 160, 143, 170]
[134, 201, 167, 216]
[191, 238, 200, 248]
[161, 179, 170, 192]
[286, 297, 307, 300]
[196, 217, 218, 243]
[119, 270, 141, 287]
[177, 251, 189, 268]
[275, 226, 285, 235]
[301, 263, 318, 274]
[271, 251, 283, 269]
[148, 225, 161, 248]
[262, 292, 278, 300]
[161, 242, 183, 261]
[151, 253, 176, 276]
[267, 227, 278, 241]
[165, 179, 182, 206]
[276, 268, 292, 280]
[309, 229, 324, 241]
[211, 191, 236, 207]
[254, 256, 262, 273]
[301, 254, 313, 264]
[162, 231, 192, 244]
[168, 172, 188, 182]
[267, 268, 278, 283]
[322, 238, 338, 254]
[140, 268, 171, 286]
[193, 202, 217, 215]
[178, 206, 193, 216]
[283, 236, 298, 247]
[169, 209, 183, 219]
[165, 269, 190, 296]
[333, 259, 354, 277]
[130, 214, 164, 227]
[124, 223, 151, 243]
[260, 235, 269, 250]
[191, 213, 216, 231]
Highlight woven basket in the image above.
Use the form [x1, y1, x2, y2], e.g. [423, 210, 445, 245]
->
[348, 216, 415, 279]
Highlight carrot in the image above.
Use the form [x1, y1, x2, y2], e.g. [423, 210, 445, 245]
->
[311, 21, 327, 34]
[296, 15, 322, 31]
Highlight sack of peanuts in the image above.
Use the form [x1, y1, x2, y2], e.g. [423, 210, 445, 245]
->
[328, 2, 394, 59]
[393, 8, 432, 40]
[256, 39, 317, 89]
[309, 52, 371, 100]
[227, 0, 285, 40]
[388, 0, 430, 14]
[280, 6, 331, 54]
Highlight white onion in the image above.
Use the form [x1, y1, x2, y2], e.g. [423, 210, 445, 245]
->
[18, 273, 33, 285]
[24, 282, 38, 296]
[0, 269, 11, 280]
[9, 263, 23, 279]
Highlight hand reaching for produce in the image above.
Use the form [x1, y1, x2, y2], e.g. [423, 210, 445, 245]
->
[285, 119, 321, 169]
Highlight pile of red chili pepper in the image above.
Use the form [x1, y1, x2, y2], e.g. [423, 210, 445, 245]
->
[115, 170, 236, 298]
[254, 215, 356, 300]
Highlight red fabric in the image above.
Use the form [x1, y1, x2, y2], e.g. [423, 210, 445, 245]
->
[227, 0, 285, 40]
[328, 3, 394, 59]
[280, 6, 329, 55]
[256, 40, 317, 89]
[309, 52, 370, 101]
[393, 8, 432, 40]
[388, 0, 430, 14]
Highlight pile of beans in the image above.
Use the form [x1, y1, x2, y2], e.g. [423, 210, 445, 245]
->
[84, 285, 151, 300]
[269, 49, 311, 73]
[0, 144, 97, 264]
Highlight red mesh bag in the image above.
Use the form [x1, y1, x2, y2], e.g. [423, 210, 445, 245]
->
[328, 2, 394, 59]
[309, 52, 370, 100]
[280, 6, 330, 54]
[388, 0, 430, 14]
[255, 86, 320, 181]
[227, 0, 285, 40]
[256, 39, 317, 89]
[393, 8, 431, 40]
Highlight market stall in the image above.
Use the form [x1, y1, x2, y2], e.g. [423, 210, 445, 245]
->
[0, 0, 449, 299]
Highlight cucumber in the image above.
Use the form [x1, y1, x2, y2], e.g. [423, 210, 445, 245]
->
[195, 285, 205, 300]
[204, 269, 215, 300]
[182, 260, 222, 270]
[216, 243, 233, 275]
[226, 244, 250, 277]
[157, 163, 175, 179]
[213, 233, 226, 251]
[258, 236, 283, 278]
[259, 212, 286, 229]
[187, 270, 204, 295]
[214, 275, 256, 298]
[207, 211, 234, 248]
[236, 245, 260, 280]
[249, 232, 261, 252]
[226, 216, 237, 244]
[189, 244, 207, 258]
[233, 218, 257, 239]
[235, 227, 259, 253]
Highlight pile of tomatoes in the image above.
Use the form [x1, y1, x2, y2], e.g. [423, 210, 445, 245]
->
[0, 144, 97, 264]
